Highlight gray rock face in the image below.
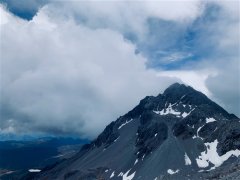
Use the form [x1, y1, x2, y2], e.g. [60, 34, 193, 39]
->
[32, 83, 240, 180]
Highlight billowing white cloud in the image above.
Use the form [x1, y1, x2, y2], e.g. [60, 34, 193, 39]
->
[0, 5, 176, 138]
[157, 69, 217, 96]
[47, 0, 203, 40]
[160, 1, 240, 117]
[206, 58, 240, 117]
[200, 1, 239, 116]
[0, 0, 239, 140]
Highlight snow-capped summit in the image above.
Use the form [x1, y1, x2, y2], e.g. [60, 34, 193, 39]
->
[33, 83, 240, 180]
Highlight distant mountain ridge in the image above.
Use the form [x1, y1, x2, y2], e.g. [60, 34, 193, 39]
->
[28, 83, 240, 179]
[0, 137, 87, 171]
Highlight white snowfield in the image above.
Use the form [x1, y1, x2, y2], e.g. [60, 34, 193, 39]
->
[206, 117, 216, 123]
[28, 169, 41, 172]
[118, 119, 133, 129]
[184, 153, 192, 165]
[167, 169, 179, 175]
[196, 139, 240, 170]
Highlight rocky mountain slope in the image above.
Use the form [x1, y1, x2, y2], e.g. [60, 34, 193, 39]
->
[31, 83, 240, 180]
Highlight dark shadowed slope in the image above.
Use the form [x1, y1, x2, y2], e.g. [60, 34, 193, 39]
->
[30, 83, 240, 180]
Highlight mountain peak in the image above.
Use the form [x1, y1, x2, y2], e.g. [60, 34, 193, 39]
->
[157, 83, 236, 119]
[161, 83, 210, 106]
[163, 83, 191, 95]
[165, 82, 185, 89]
[33, 83, 240, 180]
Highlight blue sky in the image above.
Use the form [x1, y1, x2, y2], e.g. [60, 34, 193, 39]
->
[0, 0, 239, 139]
[1, 0, 212, 70]
[1, 0, 48, 20]
[1, 0, 237, 69]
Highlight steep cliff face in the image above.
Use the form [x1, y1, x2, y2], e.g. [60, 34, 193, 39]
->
[35, 83, 240, 180]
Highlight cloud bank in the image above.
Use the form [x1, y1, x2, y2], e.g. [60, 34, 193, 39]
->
[0, 1, 239, 139]
[0, 5, 177, 138]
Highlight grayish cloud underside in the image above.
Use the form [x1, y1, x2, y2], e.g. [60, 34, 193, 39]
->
[0, 0, 239, 139]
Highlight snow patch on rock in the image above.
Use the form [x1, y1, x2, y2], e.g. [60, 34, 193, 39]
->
[28, 169, 41, 172]
[114, 137, 119, 142]
[122, 170, 136, 180]
[153, 103, 180, 116]
[167, 169, 179, 175]
[206, 117, 216, 123]
[196, 139, 240, 169]
[182, 108, 195, 118]
[118, 172, 123, 176]
[118, 119, 133, 129]
[184, 153, 192, 165]
[196, 124, 205, 140]
[110, 171, 115, 178]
